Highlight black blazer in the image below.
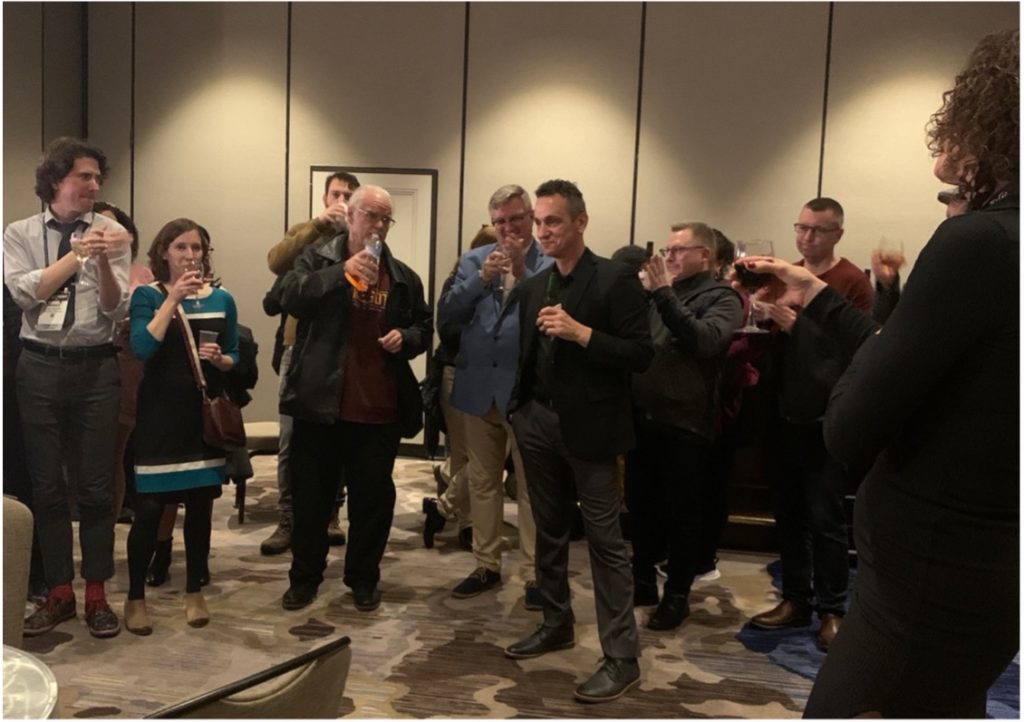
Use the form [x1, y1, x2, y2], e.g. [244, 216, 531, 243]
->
[511, 248, 653, 460]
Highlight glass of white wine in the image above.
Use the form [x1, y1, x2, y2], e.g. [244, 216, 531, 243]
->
[733, 239, 775, 335]
[185, 258, 206, 309]
[69, 231, 90, 270]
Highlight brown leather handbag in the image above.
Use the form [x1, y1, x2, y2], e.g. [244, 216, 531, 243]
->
[174, 302, 247, 451]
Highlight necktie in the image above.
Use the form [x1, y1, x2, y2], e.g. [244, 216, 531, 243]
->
[47, 219, 81, 327]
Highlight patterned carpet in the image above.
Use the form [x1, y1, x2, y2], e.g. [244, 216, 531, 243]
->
[23, 455, 1018, 718]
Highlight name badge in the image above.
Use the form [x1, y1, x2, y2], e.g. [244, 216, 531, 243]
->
[37, 292, 70, 331]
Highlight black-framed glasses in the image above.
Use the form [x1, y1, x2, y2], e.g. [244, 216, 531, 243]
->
[491, 212, 531, 227]
[793, 223, 840, 236]
[358, 208, 397, 228]
[659, 245, 705, 257]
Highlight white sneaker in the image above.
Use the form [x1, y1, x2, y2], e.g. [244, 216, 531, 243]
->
[694, 567, 721, 583]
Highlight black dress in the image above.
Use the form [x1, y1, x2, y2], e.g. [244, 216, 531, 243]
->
[802, 195, 1019, 718]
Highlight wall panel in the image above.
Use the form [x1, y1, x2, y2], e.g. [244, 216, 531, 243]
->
[134, 1, 288, 422]
[289, 2, 465, 304]
[463, 2, 643, 257]
[88, 2, 133, 212]
[636, 2, 828, 254]
[824, 2, 1018, 274]
[3, 3, 44, 225]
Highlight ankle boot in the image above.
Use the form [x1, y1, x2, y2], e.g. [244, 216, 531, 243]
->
[146, 539, 172, 587]
[124, 599, 153, 636]
[184, 592, 210, 628]
[260, 516, 293, 555]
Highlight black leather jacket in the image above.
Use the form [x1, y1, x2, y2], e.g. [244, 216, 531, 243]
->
[278, 232, 433, 437]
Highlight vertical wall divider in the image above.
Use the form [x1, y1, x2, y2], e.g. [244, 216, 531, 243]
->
[817, 2, 835, 197]
[628, 2, 647, 247]
[284, 2, 293, 233]
[129, 2, 136, 218]
[455, 2, 471, 258]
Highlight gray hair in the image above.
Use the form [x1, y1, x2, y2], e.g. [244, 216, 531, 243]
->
[488, 184, 531, 211]
[349, 184, 391, 210]
[670, 221, 717, 264]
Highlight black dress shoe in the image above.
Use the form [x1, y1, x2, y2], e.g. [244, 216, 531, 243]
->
[574, 657, 640, 703]
[504, 623, 575, 659]
[282, 586, 317, 610]
[351, 582, 381, 612]
[647, 593, 689, 631]
[422, 498, 447, 549]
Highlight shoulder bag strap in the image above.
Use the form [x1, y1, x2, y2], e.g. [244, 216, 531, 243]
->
[158, 282, 207, 393]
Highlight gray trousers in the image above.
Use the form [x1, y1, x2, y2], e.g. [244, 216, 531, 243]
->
[16, 349, 120, 586]
[276, 346, 295, 514]
[510, 399, 639, 659]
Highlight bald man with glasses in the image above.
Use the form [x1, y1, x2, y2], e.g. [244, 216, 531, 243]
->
[751, 197, 873, 652]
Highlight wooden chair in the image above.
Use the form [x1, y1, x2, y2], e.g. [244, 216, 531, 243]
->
[145, 635, 351, 718]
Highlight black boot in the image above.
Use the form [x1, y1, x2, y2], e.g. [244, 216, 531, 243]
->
[146, 538, 172, 587]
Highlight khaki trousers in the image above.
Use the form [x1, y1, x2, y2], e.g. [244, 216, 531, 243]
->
[437, 365, 471, 528]
[463, 402, 535, 579]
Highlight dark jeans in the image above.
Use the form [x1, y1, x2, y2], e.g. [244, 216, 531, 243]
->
[16, 350, 120, 586]
[625, 417, 714, 598]
[127, 488, 216, 597]
[288, 418, 400, 593]
[276, 347, 345, 517]
[768, 418, 849, 615]
[510, 400, 639, 660]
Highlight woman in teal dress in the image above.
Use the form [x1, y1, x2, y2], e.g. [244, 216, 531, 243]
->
[123, 218, 239, 635]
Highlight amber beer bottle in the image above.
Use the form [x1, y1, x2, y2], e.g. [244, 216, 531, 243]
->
[345, 233, 383, 292]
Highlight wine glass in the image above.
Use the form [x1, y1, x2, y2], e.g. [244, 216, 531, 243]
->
[69, 231, 90, 270]
[493, 242, 513, 293]
[185, 258, 205, 309]
[734, 239, 775, 335]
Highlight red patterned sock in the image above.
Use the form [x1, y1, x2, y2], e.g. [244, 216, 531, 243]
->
[50, 582, 75, 603]
[85, 580, 106, 605]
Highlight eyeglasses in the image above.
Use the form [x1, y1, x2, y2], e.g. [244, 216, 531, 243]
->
[659, 245, 706, 257]
[793, 223, 841, 236]
[358, 208, 397, 228]
[491, 212, 531, 227]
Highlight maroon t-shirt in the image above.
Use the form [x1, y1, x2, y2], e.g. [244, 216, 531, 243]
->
[338, 266, 398, 424]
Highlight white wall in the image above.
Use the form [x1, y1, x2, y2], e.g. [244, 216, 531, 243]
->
[3, 2, 1017, 422]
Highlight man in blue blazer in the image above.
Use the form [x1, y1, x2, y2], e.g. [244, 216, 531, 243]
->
[434, 184, 553, 604]
[505, 179, 653, 703]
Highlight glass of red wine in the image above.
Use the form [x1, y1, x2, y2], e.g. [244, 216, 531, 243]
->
[734, 239, 774, 334]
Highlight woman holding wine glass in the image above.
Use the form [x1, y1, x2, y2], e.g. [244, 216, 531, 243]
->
[739, 29, 1018, 718]
[124, 218, 239, 634]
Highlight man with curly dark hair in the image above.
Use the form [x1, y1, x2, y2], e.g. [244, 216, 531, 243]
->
[4, 137, 132, 639]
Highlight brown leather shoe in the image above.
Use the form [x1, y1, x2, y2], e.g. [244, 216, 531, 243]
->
[750, 600, 812, 629]
[816, 613, 842, 651]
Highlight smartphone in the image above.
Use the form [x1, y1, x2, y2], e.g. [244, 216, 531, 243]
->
[199, 330, 218, 346]
[645, 241, 654, 259]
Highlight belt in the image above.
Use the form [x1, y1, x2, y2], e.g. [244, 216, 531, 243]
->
[22, 340, 117, 361]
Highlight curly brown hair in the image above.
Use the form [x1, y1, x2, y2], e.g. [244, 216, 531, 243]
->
[926, 29, 1019, 210]
[147, 218, 214, 282]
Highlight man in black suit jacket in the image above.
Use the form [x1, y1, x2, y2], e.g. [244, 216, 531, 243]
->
[504, 179, 653, 703]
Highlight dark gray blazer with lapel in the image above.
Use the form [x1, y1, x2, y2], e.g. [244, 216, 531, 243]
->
[511, 247, 653, 461]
